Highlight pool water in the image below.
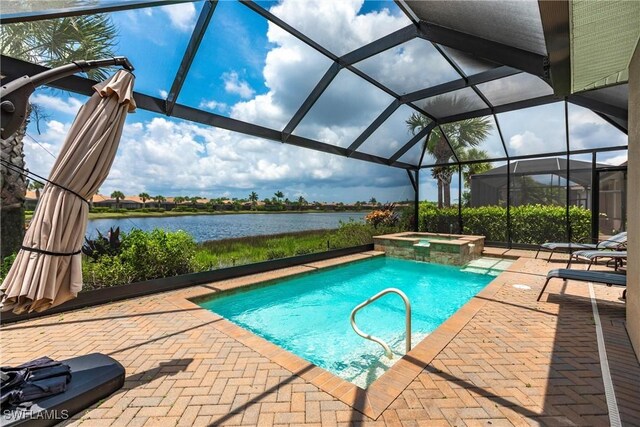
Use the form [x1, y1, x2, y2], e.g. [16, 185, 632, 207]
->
[198, 257, 507, 387]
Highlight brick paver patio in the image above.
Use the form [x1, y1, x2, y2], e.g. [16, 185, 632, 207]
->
[1, 250, 638, 426]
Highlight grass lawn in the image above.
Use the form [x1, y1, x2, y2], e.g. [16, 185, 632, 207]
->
[194, 230, 333, 269]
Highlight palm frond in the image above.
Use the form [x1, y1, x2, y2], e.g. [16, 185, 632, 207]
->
[1, 13, 118, 80]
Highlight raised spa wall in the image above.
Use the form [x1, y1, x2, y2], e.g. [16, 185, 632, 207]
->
[373, 232, 485, 266]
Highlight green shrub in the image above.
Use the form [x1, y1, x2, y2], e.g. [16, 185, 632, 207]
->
[265, 247, 287, 260]
[294, 247, 315, 256]
[419, 203, 590, 244]
[82, 229, 196, 289]
[0, 253, 17, 282]
[90, 207, 111, 213]
[172, 206, 198, 212]
[82, 221, 410, 290]
[462, 206, 507, 241]
[329, 221, 400, 248]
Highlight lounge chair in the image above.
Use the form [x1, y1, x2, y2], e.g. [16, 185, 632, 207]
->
[567, 250, 627, 270]
[535, 231, 627, 262]
[537, 268, 627, 301]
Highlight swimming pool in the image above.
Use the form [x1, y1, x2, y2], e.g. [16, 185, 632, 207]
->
[197, 256, 507, 387]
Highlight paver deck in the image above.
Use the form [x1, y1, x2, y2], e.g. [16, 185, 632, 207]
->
[1, 250, 638, 426]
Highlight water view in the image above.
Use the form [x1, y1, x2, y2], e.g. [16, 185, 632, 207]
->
[86, 212, 366, 242]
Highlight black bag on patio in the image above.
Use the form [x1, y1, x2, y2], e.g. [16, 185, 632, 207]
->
[0, 356, 72, 408]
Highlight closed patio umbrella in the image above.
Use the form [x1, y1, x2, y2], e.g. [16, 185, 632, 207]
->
[1, 70, 136, 314]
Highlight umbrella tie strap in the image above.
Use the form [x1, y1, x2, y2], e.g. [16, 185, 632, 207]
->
[0, 159, 90, 206]
[20, 246, 81, 257]
[45, 181, 90, 206]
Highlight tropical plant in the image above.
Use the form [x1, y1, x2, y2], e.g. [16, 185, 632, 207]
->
[0, 14, 118, 258]
[297, 196, 307, 210]
[406, 100, 492, 208]
[274, 191, 284, 203]
[138, 192, 150, 207]
[369, 197, 377, 205]
[173, 196, 186, 205]
[110, 190, 125, 209]
[82, 227, 121, 261]
[365, 203, 399, 228]
[154, 195, 165, 208]
[458, 148, 492, 187]
[249, 191, 259, 210]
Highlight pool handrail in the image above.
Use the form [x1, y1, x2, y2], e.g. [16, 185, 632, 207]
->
[349, 288, 411, 359]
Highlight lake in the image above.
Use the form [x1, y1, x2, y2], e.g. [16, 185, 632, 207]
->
[86, 212, 366, 242]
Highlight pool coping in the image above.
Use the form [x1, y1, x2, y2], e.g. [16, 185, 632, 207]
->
[165, 251, 525, 420]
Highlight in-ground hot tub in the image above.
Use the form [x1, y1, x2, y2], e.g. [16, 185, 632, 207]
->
[373, 232, 485, 265]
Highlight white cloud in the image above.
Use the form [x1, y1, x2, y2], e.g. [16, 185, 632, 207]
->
[508, 131, 543, 155]
[90, 116, 408, 201]
[159, 89, 168, 98]
[222, 72, 255, 99]
[161, 3, 196, 32]
[30, 93, 83, 116]
[231, 0, 408, 133]
[601, 153, 628, 166]
[268, 0, 409, 56]
[568, 105, 627, 150]
[199, 99, 228, 113]
[23, 120, 69, 177]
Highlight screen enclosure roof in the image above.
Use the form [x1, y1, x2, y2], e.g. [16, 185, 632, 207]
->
[0, 0, 636, 171]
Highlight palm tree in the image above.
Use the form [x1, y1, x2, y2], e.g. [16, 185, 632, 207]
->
[274, 191, 284, 203]
[0, 14, 117, 257]
[297, 196, 307, 211]
[174, 196, 186, 205]
[249, 191, 258, 210]
[369, 197, 377, 205]
[28, 180, 44, 200]
[189, 196, 201, 207]
[458, 148, 491, 188]
[110, 191, 125, 209]
[138, 192, 150, 208]
[154, 195, 166, 208]
[406, 106, 492, 208]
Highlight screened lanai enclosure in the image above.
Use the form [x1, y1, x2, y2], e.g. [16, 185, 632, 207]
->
[0, 0, 633, 251]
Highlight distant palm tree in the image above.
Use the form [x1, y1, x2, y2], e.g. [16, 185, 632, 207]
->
[110, 191, 125, 209]
[138, 192, 150, 207]
[369, 197, 377, 205]
[174, 196, 186, 205]
[249, 191, 259, 210]
[274, 191, 284, 203]
[297, 196, 307, 211]
[458, 148, 491, 187]
[154, 195, 166, 208]
[406, 104, 492, 207]
[0, 14, 117, 257]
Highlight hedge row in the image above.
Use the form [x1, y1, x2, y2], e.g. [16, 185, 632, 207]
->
[419, 204, 591, 244]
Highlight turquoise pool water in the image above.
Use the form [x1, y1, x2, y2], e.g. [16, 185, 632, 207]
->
[198, 257, 502, 387]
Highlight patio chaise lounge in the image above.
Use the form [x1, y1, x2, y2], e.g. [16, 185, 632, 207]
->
[537, 268, 627, 301]
[535, 231, 627, 262]
[567, 250, 627, 270]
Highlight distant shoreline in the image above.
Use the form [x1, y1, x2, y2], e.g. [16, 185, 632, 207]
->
[25, 209, 370, 221]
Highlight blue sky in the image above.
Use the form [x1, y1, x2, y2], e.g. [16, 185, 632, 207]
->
[22, 0, 627, 202]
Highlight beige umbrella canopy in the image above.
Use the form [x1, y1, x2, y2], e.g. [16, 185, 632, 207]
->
[1, 70, 136, 314]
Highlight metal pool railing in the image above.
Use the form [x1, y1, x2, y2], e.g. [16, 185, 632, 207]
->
[349, 288, 411, 359]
